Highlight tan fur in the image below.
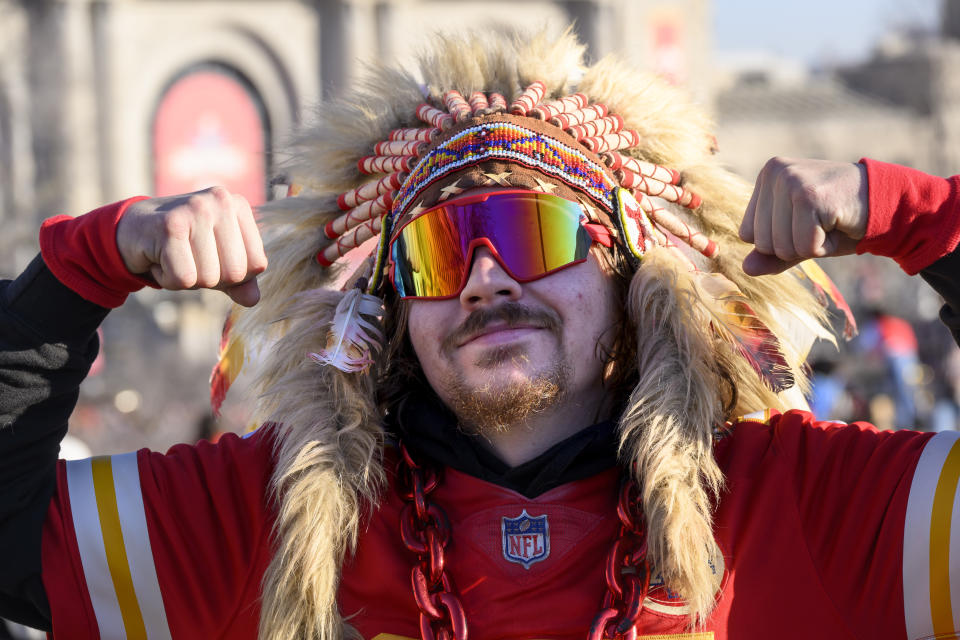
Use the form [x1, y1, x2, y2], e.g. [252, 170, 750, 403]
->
[225, 26, 833, 638]
[619, 249, 728, 625]
[252, 288, 383, 640]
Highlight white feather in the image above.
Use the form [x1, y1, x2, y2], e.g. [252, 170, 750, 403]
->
[309, 288, 384, 372]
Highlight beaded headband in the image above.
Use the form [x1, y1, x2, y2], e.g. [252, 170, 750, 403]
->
[390, 114, 618, 225]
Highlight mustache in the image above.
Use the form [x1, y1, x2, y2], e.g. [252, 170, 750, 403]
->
[441, 302, 563, 355]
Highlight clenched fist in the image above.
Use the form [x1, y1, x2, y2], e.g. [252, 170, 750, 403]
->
[739, 157, 869, 276]
[116, 187, 268, 307]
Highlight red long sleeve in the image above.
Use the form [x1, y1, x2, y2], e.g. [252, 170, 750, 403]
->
[857, 158, 960, 274]
[39, 197, 158, 308]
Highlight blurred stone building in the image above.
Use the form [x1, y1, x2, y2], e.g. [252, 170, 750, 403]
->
[0, 0, 712, 451]
[715, 76, 933, 180]
[714, 0, 960, 181]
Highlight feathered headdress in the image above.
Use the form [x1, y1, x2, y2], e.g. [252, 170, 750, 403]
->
[212, 80, 855, 411]
[211, 26, 853, 639]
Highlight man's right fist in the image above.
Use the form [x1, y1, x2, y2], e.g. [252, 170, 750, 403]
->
[116, 187, 268, 307]
[739, 157, 868, 276]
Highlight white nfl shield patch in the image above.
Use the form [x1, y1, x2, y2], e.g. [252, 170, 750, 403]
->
[501, 509, 550, 569]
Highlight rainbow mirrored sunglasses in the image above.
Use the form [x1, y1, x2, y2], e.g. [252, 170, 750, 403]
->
[387, 190, 613, 300]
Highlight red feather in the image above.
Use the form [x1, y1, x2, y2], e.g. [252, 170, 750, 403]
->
[210, 314, 244, 416]
[796, 261, 858, 340]
[696, 272, 794, 392]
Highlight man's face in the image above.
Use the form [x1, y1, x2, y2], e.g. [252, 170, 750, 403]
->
[406, 228, 619, 433]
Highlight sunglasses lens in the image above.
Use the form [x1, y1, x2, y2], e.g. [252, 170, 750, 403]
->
[391, 193, 591, 298]
[391, 211, 466, 299]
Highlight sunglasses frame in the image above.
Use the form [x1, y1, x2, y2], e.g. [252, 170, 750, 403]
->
[387, 189, 610, 300]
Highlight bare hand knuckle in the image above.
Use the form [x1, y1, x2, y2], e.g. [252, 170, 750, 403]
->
[186, 193, 209, 210]
[185, 197, 215, 223]
[168, 273, 195, 289]
[207, 186, 231, 203]
[196, 274, 219, 289]
[766, 156, 790, 174]
[250, 256, 268, 273]
[773, 245, 797, 261]
[162, 211, 191, 238]
[223, 266, 247, 283]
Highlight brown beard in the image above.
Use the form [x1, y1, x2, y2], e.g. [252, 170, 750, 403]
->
[445, 350, 571, 436]
[436, 301, 571, 435]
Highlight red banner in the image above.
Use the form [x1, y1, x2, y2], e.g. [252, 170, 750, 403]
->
[154, 70, 267, 205]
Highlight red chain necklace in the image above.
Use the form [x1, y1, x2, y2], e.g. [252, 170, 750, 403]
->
[396, 443, 651, 640]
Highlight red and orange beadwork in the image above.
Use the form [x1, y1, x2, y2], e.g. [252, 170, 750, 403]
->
[391, 120, 617, 219]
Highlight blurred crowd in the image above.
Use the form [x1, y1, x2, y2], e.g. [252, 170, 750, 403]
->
[806, 302, 960, 431]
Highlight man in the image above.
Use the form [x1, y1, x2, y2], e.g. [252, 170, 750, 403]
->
[2, 28, 959, 640]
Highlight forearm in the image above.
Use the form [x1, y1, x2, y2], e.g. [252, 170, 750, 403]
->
[857, 158, 960, 275]
[856, 158, 960, 345]
[0, 190, 264, 628]
[0, 255, 110, 627]
[0, 197, 150, 627]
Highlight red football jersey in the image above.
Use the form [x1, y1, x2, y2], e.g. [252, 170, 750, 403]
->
[41, 411, 959, 639]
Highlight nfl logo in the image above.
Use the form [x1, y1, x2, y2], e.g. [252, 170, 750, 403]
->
[501, 509, 550, 569]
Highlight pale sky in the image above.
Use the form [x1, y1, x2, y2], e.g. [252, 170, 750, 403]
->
[713, 0, 943, 66]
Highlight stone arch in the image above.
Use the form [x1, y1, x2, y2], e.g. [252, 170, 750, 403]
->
[150, 62, 271, 205]
[113, 23, 301, 197]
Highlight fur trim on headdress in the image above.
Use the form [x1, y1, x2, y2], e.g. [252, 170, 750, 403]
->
[224, 25, 836, 638]
[620, 248, 727, 625]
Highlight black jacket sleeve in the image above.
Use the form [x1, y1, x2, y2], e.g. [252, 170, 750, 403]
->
[920, 247, 960, 347]
[0, 255, 109, 630]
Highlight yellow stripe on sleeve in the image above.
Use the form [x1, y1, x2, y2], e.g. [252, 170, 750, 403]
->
[904, 431, 960, 639]
[930, 438, 960, 636]
[91, 456, 148, 640]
